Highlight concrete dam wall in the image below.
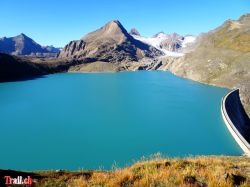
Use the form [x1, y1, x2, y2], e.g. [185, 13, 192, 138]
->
[221, 89, 250, 155]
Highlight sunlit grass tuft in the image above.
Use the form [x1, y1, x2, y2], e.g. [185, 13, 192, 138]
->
[62, 156, 250, 187]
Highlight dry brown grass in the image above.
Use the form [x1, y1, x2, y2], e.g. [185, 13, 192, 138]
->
[57, 156, 250, 187]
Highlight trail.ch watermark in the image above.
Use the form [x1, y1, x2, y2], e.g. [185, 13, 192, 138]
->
[4, 176, 32, 185]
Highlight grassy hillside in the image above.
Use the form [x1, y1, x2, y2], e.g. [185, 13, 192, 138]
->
[164, 14, 250, 117]
[211, 16, 250, 52]
[9, 156, 249, 187]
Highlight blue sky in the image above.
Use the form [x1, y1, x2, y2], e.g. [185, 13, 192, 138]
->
[1, 0, 249, 47]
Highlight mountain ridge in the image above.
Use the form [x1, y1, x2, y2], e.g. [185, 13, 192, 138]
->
[131, 31, 196, 56]
[58, 20, 163, 62]
[0, 15, 249, 118]
[159, 14, 250, 117]
[0, 34, 60, 58]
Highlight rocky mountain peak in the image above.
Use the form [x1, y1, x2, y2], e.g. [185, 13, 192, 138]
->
[18, 34, 35, 44]
[15, 33, 33, 41]
[58, 20, 162, 61]
[153, 32, 167, 38]
[19, 33, 28, 37]
[101, 20, 124, 33]
[105, 20, 122, 28]
[129, 28, 140, 36]
[170, 32, 183, 39]
[239, 13, 250, 23]
[82, 20, 131, 44]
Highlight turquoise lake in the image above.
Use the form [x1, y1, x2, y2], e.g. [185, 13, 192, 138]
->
[0, 71, 242, 170]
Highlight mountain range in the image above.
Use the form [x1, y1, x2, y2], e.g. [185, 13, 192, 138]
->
[0, 34, 60, 58]
[58, 20, 162, 62]
[130, 30, 196, 56]
[0, 14, 249, 117]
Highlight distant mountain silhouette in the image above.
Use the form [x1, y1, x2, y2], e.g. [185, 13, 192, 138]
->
[0, 34, 60, 57]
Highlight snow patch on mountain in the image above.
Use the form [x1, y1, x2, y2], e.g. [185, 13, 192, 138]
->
[131, 32, 196, 57]
[182, 35, 196, 48]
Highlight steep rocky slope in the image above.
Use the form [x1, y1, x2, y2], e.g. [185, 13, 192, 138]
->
[0, 53, 80, 82]
[0, 53, 47, 82]
[160, 14, 250, 117]
[58, 20, 162, 63]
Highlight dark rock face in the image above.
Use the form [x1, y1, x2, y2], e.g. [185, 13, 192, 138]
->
[0, 34, 60, 57]
[59, 40, 86, 58]
[129, 28, 141, 36]
[0, 52, 98, 82]
[0, 52, 75, 82]
[58, 20, 162, 62]
[0, 53, 46, 82]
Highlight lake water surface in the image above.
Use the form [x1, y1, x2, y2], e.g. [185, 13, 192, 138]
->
[0, 71, 242, 170]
